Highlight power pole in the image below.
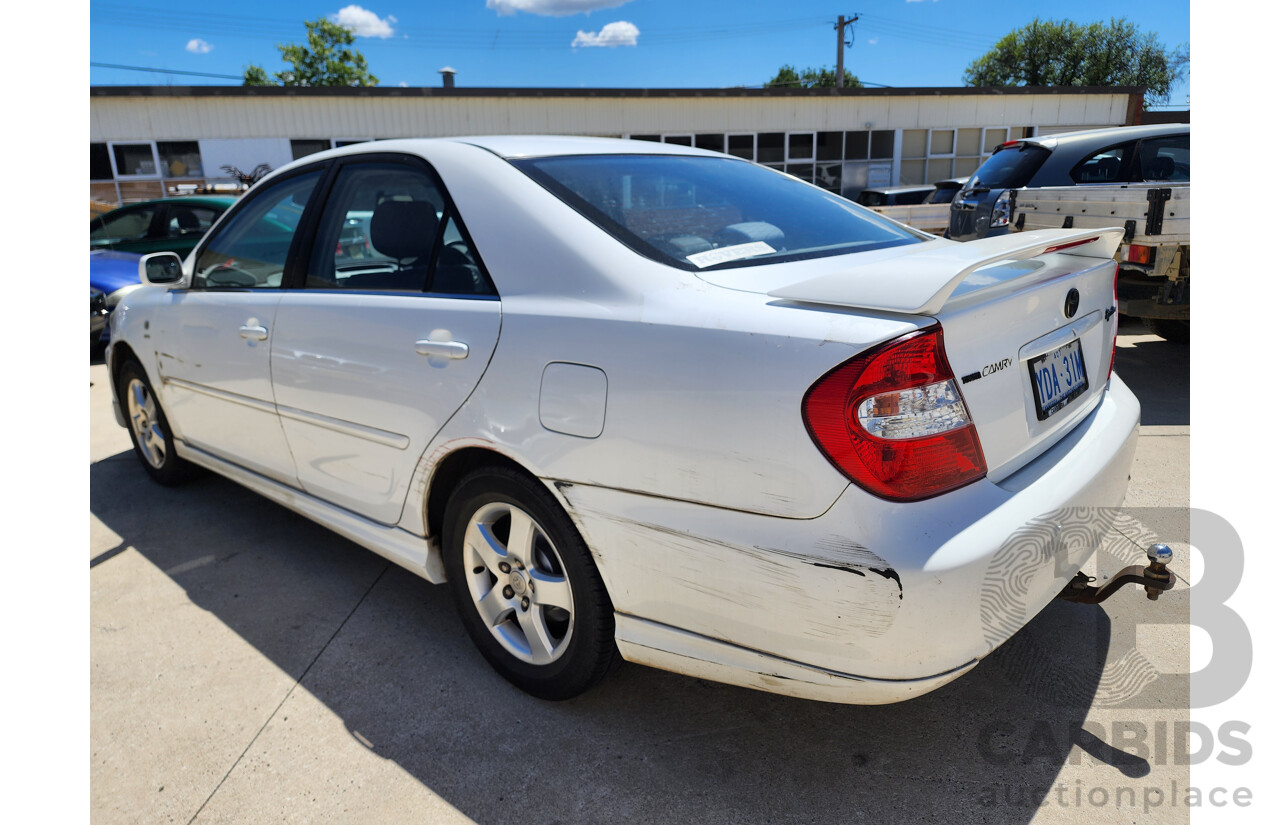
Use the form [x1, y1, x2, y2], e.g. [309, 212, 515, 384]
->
[835, 14, 859, 89]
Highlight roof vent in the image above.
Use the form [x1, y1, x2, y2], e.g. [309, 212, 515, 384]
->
[438, 67, 456, 89]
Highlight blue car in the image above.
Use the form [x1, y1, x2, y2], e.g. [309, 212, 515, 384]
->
[90, 250, 143, 346]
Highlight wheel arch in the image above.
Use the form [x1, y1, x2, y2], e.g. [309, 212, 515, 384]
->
[424, 447, 547, 549]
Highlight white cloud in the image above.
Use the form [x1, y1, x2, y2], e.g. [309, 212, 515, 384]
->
[185, 38, 213, 54]
[398, 81, 408, 87]
[331, 6, 396, 38]
[868, 38, 878, 45]
[488, 0, 633, 17]
[572, 20, 639, 48]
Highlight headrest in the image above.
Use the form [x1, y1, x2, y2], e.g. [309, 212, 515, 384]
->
[1149, 156, 1174, 180]
[371, 201, 439, 261]
[173, 209, 199, 230]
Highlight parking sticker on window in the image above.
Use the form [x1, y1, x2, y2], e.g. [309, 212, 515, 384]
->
[686, 242, 775, 268]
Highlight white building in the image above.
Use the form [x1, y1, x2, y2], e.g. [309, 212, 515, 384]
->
[90, 84, 1145, 205]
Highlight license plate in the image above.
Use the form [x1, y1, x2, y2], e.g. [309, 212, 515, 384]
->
[1029, 339, 1089, 421]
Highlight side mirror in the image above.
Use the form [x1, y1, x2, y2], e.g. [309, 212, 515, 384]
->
[138, 252, 187, 287]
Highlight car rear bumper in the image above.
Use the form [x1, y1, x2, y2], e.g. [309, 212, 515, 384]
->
[554, 375, 1141, 704]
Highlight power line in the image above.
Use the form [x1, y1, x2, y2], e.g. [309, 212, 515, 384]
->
[90, 61, 243, 80]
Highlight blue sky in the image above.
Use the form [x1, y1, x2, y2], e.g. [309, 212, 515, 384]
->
[89, 0, 1190, 107]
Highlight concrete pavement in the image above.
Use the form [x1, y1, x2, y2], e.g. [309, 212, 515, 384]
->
[90, 319, 1191, 824]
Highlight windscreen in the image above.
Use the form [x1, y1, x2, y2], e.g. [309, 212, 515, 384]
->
[513, 155, 921, 271]
[969, 143, 1051, 190]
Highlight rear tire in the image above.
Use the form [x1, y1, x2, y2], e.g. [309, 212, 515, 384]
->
[443, 467, 618, 700]
[118, 358, 194, 486]
[1143, 318, 1190, 343]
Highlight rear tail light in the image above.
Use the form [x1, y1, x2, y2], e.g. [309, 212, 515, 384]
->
[991, 190, 1012, 227]
[802, 326, 987, 501]
[1125, 244, 1154, 265]
[1108, 263, 1119, 382]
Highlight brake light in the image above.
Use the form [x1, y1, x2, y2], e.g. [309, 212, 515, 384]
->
[802, 326, 987, 501]
[1125, 244, 1154, 265]
[998, 140, 1022, 150]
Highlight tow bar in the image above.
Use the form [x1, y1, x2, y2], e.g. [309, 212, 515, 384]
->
[1057, 543, 1175, 604]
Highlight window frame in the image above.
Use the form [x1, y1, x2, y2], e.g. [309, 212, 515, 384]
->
[185, 161, 333, 292]
[289, 152, 497, 299]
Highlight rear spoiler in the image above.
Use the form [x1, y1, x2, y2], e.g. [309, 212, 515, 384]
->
[768, 228, 1123, 316]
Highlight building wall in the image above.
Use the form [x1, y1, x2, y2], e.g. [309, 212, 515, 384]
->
[89, 87, 1139, 204]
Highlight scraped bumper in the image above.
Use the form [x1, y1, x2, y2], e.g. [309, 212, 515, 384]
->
[556, 375, 1142, 704]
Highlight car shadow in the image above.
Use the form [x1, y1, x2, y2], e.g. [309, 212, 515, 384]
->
[1113, 319, 1189, 426]
[91, 453, 1170, 824]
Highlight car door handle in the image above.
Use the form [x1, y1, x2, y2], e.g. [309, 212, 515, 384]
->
[239, 324, 269, 341]
[414, 339, 469, 359]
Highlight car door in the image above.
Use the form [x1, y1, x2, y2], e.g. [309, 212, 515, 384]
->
[153, 166, 326, 485]
[269, 155, 501, 525]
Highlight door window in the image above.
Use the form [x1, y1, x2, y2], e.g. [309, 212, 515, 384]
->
[306, 161, 492, 296]
[193, 170, 322, 289]
[91, 205, 157, 243]
[164, 205, 221, 240]
[1070, 143, 1136, 184]
[1137, 134, 1190, 182]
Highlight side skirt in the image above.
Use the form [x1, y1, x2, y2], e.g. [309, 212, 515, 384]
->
[175, 440, 446, 583]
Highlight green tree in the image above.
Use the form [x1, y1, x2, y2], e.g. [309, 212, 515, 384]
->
[243, 18, 378, 87]
[766, 64, 862, 89]
[964, 18, 1186, 106]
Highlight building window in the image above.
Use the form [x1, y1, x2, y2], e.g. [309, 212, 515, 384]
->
[291, 139, 333, 160]
[662, 135, 693, 146]
[726, 134, 754, 160]
[158, 141, 203, 177]
[91, 143, 113, 181]
[112, 143, 158, 177]
[629, 134, 661, 143]
[695, 134, 724, 153]
[757, 133, 784, 165]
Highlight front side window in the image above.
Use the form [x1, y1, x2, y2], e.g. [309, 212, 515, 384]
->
[514, 154, 921, 272]
[305, 161, 491, 295]
[164, 205, 221, 240]
[91, 205, 156, 243]
[1070, 143, 1136, 184]
[1137, 134, 1190, 182]
[193, 170, 322, 289]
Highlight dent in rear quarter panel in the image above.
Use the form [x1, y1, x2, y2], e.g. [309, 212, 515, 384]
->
[554, 484, 905, 661]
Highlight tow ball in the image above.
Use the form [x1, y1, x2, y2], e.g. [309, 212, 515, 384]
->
[1057, 543, 1176, 604]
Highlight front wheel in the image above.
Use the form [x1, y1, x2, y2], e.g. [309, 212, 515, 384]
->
[118, 358, 194, 485]
[443, 467, 618, 700]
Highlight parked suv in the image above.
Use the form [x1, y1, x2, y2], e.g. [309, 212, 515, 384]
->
[947, 124, 1189, 241]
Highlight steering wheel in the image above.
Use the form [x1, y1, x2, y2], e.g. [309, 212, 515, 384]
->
[203, 266, 257, 288]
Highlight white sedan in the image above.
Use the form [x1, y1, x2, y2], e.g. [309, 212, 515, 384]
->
[108, 136, 1142, 703]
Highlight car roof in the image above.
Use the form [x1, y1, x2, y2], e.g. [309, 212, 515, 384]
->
[863, 184, 936, 194]
[105, 195, 238, 211]
[1027, 123, 1189, 151]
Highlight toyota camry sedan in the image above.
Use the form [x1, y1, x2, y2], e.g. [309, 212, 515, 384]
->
[108, 136, 1142, 703]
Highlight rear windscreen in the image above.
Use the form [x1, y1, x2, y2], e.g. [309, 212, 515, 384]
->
[514, 154, 921, 272]
[969, 143, 1051, 190]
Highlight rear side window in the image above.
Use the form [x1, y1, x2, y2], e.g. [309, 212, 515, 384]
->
[1137, 135, 1189, 182]
[514, 154, 921, 272]
[304, 161, 493, 296]
[1070, 142, 1136, 184]
[970, 143, 1051, 189]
